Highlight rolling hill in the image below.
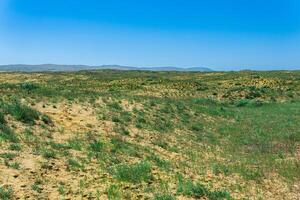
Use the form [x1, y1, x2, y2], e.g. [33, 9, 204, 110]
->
[0, 64, 213, 72]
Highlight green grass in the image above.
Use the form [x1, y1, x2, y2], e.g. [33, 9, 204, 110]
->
[0, 153, 17, 160]
[154, 193, 176, 200]
[9, 143, 22, 151]
[67, 138, 83, 151]
[0, 124, 19, 143]
[6, 161, 20, 169]
[32, 180, 43, 193]
[114, 161, 152, 183]
[107, 184, 121, 200]
[89, 140, 105, 153]
[110, 137, 141, 157]
[0, 111, 6, 124]
[67, 158, 84, 171]
[0, 186, 13, 200]
[41, 148, 57, 159]
[147, 153, 171, 171]
[176, 174, 231, 199]
[216, 101, 300, 181]
[0, 70, 300, 198]
[6, 101, 40, 124]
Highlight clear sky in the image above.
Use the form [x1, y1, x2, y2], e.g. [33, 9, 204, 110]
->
[0, 0, 299, 70]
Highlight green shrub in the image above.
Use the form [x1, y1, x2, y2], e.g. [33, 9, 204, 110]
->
[8, 102, 39, 124]
[114, 161, 152, 183]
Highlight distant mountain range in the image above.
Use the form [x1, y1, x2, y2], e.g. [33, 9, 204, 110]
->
[0, 64, 213, 72]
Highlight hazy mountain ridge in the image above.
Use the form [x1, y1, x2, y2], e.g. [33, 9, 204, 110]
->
[0, 64, 213, 72]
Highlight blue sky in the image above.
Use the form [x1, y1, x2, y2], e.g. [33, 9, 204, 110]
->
[0, 0, 299, 70]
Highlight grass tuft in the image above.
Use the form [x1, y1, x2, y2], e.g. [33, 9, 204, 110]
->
[114, 161, 152, 183]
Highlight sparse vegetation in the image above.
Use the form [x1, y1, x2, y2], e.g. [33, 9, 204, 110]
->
[0, 70, 299, 199]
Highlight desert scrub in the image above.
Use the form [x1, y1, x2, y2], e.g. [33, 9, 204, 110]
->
[113, 161, 152, 183]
